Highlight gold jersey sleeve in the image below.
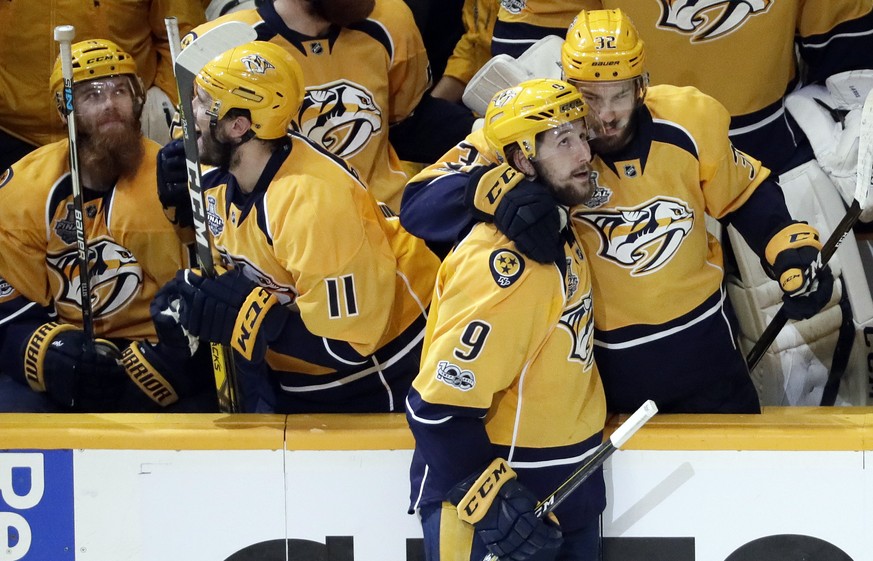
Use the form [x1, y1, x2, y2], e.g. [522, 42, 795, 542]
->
[207, 136, 439, 359]
[0, 139, 190, 340]
[576, 85, 768, 330]
[414, 224, 605, 449]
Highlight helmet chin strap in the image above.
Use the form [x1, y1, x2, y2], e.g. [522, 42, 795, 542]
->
[208, 116, 256, 149]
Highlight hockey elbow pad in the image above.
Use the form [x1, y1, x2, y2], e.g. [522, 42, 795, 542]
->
[448, 458, 562, 560]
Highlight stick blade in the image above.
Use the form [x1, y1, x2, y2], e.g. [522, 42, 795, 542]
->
[856, 86, 873, 219]
[174, 21, 257, 74]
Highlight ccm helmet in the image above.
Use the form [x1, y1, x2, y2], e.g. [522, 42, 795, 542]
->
[50, 39, 144, 115]
[562, 9, 646, 81]
[484, 78, 589, 162]
[195, 40, 305, 140]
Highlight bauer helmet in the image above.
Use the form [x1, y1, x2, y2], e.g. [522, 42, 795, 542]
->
[562, 9, 646, 82]
[50, 39, 145, 115]
[484, 78, 590, 163]
[195, 40, 304, 140]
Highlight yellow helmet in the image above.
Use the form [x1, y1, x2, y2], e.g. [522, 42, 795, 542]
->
[195, 40, 304, 140]
[50, 39, 144, 114]
[484, 78, 589, 162]
[562, 9, 645, 82]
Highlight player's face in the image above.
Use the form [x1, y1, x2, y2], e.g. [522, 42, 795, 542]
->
[531, 119, 595, 207]
[192, 85, 232, 167]
[73, 75, 144, 187]
[74, 76, 138, 135]
[572, 79, 637, 154]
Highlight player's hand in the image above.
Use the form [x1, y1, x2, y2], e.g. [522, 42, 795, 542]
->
[448, 458, 562, 561]
[764, 222, 835, 320]
[156, 139, 193, 227]
[166, 268, 289, 362]
[26, 323, 126, 411]
[466, 164, 564, 264]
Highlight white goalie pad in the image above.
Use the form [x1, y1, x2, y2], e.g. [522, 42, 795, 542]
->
[462, 35, 563, 115]
[462, 54, 529, 115]
[785, 70, 873, 221]
[726, 159, 873, 406]
[141, 85, 173, 145]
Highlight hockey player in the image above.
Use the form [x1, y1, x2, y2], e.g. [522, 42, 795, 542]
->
[0, 1, 205, 169]
[154, 41, 440, 413]
[0, 39, 216, 413]
[407, 78, 606, 561]
[402, 9, 835, 414]
[175, 0, 473, 212]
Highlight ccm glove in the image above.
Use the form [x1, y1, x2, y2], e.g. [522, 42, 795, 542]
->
[764, 222, 835, 320]
[166, 268, 289, 362]
[467, 164, 564, 264]
[23, 323, 126, 411]
[156, 139, 193, 228]
[448, 458, 562, 561]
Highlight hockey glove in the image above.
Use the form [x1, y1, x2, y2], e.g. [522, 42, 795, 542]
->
[166, 268, 289, 362]
[23, 323, 126, 411]
[157, 139, 193, 228]
[764, 222, 835, 321]
[120, 340, 200, 407]
[448, 458, 562, 561]
[467, 164, 564, 264]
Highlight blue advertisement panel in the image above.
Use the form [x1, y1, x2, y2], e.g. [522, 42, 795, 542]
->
[0, 450, 74, 560]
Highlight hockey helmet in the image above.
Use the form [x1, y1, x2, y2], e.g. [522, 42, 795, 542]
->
[484, 78, 590, 162]
[195, 40, 304, 140]
[50, 39, 144, 115]
[562, 9, 646, 82]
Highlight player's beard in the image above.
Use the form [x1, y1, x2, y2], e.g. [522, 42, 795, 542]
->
[199, 126, 234, 169]
[590, 112, 636, 155]
[534, 160, 595, 207]
[76, 111, 144, 190]
[305, 0, 375, 26]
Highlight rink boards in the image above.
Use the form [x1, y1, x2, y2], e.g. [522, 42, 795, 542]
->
[1, 408, 872, 561]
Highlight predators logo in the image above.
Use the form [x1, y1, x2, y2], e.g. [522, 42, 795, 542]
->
[577, 197, 693, 276]
[558, 291, 594, 367]
[47, 237, 142, 319]
[295, 80, 383, 159]
[657, 0, 773, 42]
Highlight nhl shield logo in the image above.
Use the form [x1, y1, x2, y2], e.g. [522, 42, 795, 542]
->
[500, 0, 527, 15]
[623, 164, 638, 178]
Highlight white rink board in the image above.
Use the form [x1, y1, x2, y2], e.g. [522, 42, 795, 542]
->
[3, 409, 873, 561]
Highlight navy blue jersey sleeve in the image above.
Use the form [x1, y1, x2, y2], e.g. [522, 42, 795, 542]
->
[720, 178, 794, 256]
[400, 171, 474, 252]
[406, 386, 496, 497]
[799, 9, 873, 84]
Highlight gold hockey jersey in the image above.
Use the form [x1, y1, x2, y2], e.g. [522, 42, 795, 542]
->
[576, 84, 768, 331]
[0, 138, 191, 340]
[408, 221, 606, 530]
[186, 0, 430, 211]
[201, 134, 439, 374]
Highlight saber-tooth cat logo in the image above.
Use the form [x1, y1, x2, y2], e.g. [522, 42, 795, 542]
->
[657, 0, 773, 42]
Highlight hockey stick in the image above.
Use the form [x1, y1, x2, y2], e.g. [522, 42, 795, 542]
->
[746, 86, 873, 373]
[55, 25, 96, 350]
[167, 18, 256, 413]
[482, 399, 659, 561]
